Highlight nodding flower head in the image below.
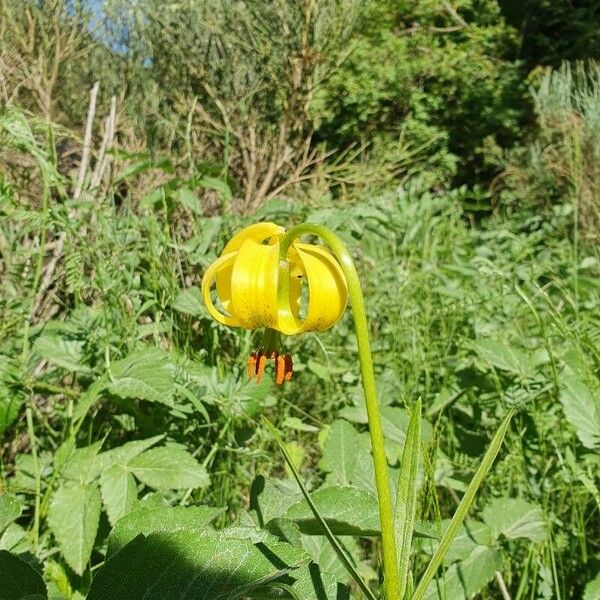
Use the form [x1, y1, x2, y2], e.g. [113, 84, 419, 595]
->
[201, 222, 348, 383]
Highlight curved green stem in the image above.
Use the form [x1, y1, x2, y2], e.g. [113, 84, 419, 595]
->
[279, 224, 400, 600]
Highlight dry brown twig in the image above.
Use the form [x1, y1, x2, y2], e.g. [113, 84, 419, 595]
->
[33, 83, 119, 317]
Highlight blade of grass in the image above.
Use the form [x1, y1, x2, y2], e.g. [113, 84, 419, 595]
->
[395, 398, 422, 599]
[262, 417, 377, 600]
[411, 408, 514, 600]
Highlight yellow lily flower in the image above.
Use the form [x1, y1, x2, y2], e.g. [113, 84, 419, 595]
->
[201, 222, 348, 383]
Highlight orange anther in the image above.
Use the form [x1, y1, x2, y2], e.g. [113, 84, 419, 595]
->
[255, 352, 267, 383]
[247, 353, 257, 379]
[275, 353, 285, 385]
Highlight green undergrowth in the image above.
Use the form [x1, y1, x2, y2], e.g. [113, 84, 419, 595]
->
[0, 113, 599, 599]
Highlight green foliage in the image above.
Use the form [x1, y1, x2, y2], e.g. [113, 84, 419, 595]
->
[502, 62, 600, 241]
[314, 0, 526, 186]
[500, 0, 600, 66]
[0, 550, 48, 600]
[0, 1, 599, 596]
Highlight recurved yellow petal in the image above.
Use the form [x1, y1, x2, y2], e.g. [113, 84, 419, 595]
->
[291, 243, 348, 332]
[216, 222, 283, 313]
[228, 238, 280, 329]
[221, 222, 284, 255]
[201, 252, 241, 327]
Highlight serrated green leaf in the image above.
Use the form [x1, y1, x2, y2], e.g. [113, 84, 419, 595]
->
[318, 423, 375, 492]
[172, 287, 206, 317]
[421, 520, 493, 564]
[176, 188, 202, 214]
[72, 378, 105, 425]
[107, 505, 225, 556]
[0, 523, 30, 555]
[584, 572, 600, 600]
[0, 386, 23, 435]
[59, 441, 103, 484]
[251, 476, 302, 526]
[288, 560, 351, 600]
[319, 420, 360, 487]
[129, 446, 210, 490]
[301, 535, 360, 584]
[0, 550, 47, 600]
[94, 435, 165, 473]
[473, 338, 534, 376]
[422, 545, 501, 600]
[286, 486, 380, 536]
[88, 531, 308, 600]
[107, 348, 175, 405]
[482, 498, 546, 542]
[100, 465, 138, 526]
[559, 372, 600, 449]
[33, 334, 90, 373]
[48, 481, 101, 575]
[0, 496, 21, 535]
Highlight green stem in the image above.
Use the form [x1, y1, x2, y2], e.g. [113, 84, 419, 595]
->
[26, 408, 41, 550]
[279, 224, 400, 600]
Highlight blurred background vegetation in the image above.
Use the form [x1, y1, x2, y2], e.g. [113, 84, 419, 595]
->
[0, 1, 599, 599]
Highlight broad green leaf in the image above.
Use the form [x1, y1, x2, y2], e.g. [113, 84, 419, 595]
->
[176, 188, 202, 215]
[251, 476, 302, 526]
[301, 535, 362, 585]
[264, 419, 376, 600]
[412, 409, 513, 600]
[319, 420, 360, 486]
[420, 520, 493, 564]
[173, 287, 205, 317]
[0, 495, 21, 534]
[12, 453, 51, 493]
[44, 560, 78, 600]
[107, 505, 225, 556]
[473, 338, 534, 377]
[72, 378, 106, 425]
[287, 560, 351, 600]
[58, 440, 103, 483]
[482, 498, 546, 542]
[584, 572, 600, 600]
[107, 348, 175, 405]
[284, 441, 306, 478]
[0, 386, 23, 435]
[88, 531, 308, 600]
[0, 550, 47, 600]
[286, 486, 380, 536]
[0, 523, 30, 554]
[100, 465, 138, 526]
[339, 405, 433, 462]
[48, 481, 101, 575]
[559, 373, 600, 449]
[264, 518, 302, 547]
[33, 334, 90, 373]
[129, 446, 210, 490]
[94, 435, 165, 473]
[395, 398, 421, 599]
[422, 545, 501, 600]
